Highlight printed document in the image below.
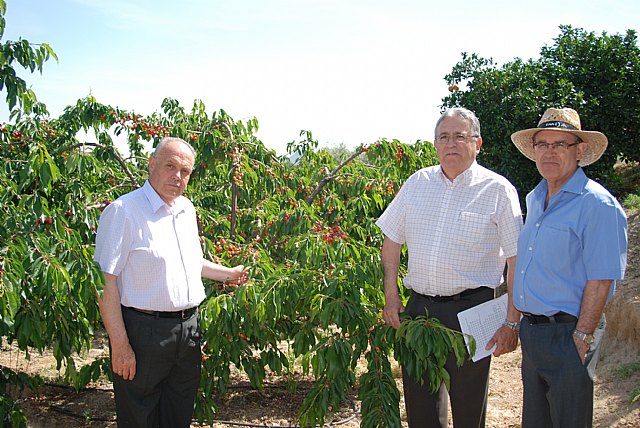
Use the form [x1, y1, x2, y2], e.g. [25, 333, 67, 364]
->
[457, 293, 508, 362]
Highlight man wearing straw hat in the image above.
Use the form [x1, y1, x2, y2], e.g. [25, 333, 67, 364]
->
[510, 107, 628, 427]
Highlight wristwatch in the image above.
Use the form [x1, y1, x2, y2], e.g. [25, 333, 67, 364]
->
[502, 320, 520, 332]
[573, 329, 595, 345]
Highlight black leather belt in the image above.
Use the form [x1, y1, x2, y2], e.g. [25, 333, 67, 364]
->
[127, 306, 197, 320]
[523, 312, 577, 324]
[416, 286, 492, 302]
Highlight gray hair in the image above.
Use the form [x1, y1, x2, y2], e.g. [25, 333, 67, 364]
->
[153, 137, 197, 158]
[434, 107, 481, 138]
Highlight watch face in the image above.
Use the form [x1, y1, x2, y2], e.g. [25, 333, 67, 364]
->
[574, 330, 595, 345]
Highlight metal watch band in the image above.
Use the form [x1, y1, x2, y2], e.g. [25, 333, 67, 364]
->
[503, 320, 521, 332]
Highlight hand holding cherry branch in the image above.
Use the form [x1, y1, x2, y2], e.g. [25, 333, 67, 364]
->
[225, 265, 250, 287]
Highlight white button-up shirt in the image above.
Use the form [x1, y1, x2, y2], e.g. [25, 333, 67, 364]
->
[376, 162, 523, 296]
[94, 181, 205, 311]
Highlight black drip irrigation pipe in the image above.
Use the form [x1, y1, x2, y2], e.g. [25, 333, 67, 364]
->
[42, 383, 360, 427]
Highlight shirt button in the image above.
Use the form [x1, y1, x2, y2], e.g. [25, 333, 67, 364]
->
[536, 223, 540, 227]
[528, 247, 533, 251]
[520, 270, 524, 274]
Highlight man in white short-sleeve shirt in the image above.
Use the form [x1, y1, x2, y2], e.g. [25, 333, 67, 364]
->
[376, 108, 523, 428]
[94, 137, 248, 428]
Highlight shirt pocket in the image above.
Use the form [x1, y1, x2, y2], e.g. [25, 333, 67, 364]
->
[538, 223, 578, 262]
[456, 211, 496, 249]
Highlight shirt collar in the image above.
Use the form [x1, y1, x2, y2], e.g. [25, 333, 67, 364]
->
[532, 167, 589, 207]
[559, 167, 588, 195]
[142, 180, 187, 214]
[438, 161, 478, 185]
[534, 167, 587, 197]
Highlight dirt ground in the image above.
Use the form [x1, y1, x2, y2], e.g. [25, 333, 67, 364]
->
[2, 211, 639, 427]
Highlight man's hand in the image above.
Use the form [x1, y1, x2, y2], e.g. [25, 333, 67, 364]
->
[111, 341, 136, 380]
[573, 336, 590, 364]
[202, 261, 250, 284]
[382, 298, 405, 330]
[488, 255, 520, 357]
[380, 237, 404, 330]
[226, 265, 249, 286]
[486, 325, 518, 357]
[98, 272, 136, 379]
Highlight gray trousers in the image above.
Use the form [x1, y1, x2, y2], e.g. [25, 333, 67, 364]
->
[402, 288, 495, 428]
[520, 315, 606, 428]
[111, 306, 202, 428]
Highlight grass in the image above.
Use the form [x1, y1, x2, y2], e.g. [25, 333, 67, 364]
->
[610, 362, 640, 404]
[614, 160, 640, 208]
[610, 361, 640, 379]
[623, 193, 640, 212]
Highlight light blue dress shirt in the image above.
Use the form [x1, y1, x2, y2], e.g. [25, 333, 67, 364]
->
[513, 168, 627, 317]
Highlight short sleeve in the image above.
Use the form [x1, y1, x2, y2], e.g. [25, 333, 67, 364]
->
[94, 202, 132, 276]
[375, 178, 411, 244]
[497, 184, 523, 258]
[582, 200, 628, 280]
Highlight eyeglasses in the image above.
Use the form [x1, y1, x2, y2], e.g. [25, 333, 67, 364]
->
[435, 133, 478, 146]
[532, 141, 581, 152]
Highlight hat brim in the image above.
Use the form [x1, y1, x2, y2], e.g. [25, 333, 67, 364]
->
[510, 127, 608, 167]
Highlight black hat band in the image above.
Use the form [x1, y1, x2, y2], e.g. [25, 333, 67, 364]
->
[538, 120, 578, 131]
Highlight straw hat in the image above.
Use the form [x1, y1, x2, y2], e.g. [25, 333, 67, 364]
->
[510, 107, 608, 166]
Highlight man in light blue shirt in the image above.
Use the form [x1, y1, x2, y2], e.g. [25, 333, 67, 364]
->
[510, 108, 627, 428]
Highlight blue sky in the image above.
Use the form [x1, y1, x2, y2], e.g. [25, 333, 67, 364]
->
[3, 0, 640, 154]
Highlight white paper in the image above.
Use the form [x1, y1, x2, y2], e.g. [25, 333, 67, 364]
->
[457, 293, 508, 362]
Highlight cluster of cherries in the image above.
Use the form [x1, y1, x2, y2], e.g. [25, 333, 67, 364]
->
[311, 222, 347, 245]
[227, 147, 245, 185]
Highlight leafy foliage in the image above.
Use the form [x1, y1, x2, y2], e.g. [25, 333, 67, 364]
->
[623, 193, 640, 212]
[0, 89, 473, 426]
[14, 7, 640, 428]
[0, 0, 57, 115]
[0, 365, 40, 427]
[442, 25, 640, 203]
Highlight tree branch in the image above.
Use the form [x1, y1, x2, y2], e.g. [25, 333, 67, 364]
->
[304, 148, 365, 205]
[55, 142, 141, 188]
[218, 123, 238, 239]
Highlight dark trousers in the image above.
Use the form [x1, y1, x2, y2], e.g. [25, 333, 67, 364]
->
[520, 315, 606, 428]
[112, 306, 202, 428]
[402, 288, 495, 428]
